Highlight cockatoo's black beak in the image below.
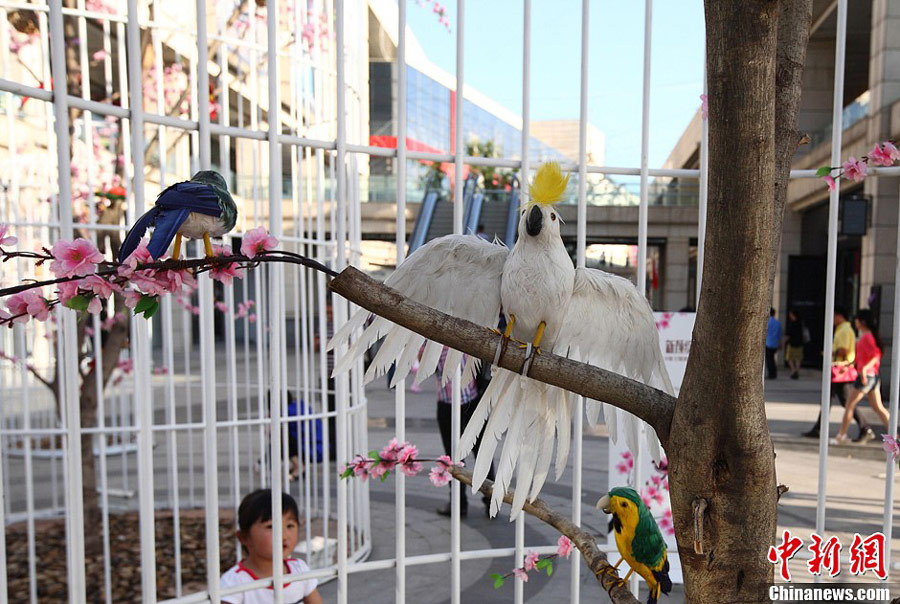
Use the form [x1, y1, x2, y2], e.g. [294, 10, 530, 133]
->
[526, 205, 543, 236]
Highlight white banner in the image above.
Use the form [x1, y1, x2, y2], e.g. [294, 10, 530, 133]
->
[605, 312, 695, 585]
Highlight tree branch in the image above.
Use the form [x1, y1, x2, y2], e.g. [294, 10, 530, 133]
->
[449, 467, 641, 604]
[328, 266, 676, 444]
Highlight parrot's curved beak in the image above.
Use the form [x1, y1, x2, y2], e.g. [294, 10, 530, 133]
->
[526, 205, 543, 236]
[596, 494, 611, 514]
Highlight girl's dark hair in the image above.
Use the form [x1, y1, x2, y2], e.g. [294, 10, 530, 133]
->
[855, 309, 883, 351]
[237, 489, 300, 533]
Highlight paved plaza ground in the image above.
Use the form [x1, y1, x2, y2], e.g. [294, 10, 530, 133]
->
[313, 370, 900, 603]
[4, 366, 899, 602]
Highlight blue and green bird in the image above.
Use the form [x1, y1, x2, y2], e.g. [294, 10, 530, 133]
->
[597, 487, 672, 604]
[118, 170, 237, 261]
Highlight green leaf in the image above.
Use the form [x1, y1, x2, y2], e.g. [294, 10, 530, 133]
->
[340, 467, 354, 479]
[815, 165, 833, 177]
[535, 558, 551, 571]
[546, 561, 553, 577]
[368, 450, 379, 460]
[133, 295, 157, 314]
[64, 295, 90, 312]
[379, 470, 390, 482]
[143, 299, 160, 319]
[489, 573, 505, 589]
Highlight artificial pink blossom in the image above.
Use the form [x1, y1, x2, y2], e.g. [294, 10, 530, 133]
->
[0, 224, 17, 247]
[85, 326, 94, 337]
[823, 174, 836, 191]
[56, 280, 81, 305]
[369, 463, 388, 480]
[882, 141, 900, 162]
[50, 238, 104, 278]
[153, 366, 169, 375]
[81, 274, 119, 299]
[400, 461, 423, 477]
[123, 289, 143, 309]
[700, 94, 708, 121]
[348, 454, 371, 481]
[512, 568, 528, 582]
[523, 550, 540, 572]
[22, 290, 51, 322]
[87, 296, 103, 314]
[557, 536, 573, 559]
[247, 313, 257, 323]
[209, 245, 244, 286]
[379, 438, 402, 471]
[869, 144, 895, 167]
[116, 358, 134, 374]
[882, 434, 900, 459]
[842, 157, 867, 182]
[6, 293, 33, 324]
[215, 301, 229, 313]
[92, 49, 108, 61]
[428, 466, 451, 486]
[240, 227, 278, 258]
[436, 454, 460, 468]
[397, 444, 419, 465]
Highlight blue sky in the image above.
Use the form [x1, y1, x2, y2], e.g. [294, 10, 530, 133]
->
[404, 0, 706, 169]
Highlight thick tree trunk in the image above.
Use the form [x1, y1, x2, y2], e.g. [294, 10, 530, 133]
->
[769, 0, 813, 300]
[668, 2, 785, 602]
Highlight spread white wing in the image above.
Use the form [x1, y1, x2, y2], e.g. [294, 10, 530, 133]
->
[553, 267, 673, 460]
[460, 266, 673, 519]
[328, 234, 509, 388]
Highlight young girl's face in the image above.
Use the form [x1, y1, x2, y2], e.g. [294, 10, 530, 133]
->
[242, 513, 300, 561]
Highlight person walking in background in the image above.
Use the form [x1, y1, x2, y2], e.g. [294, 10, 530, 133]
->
[765, 307, 782, 379]
[803, 306, 872, 440]
[435, 346, 494, 517]
[831, 309, 887, 444]
[784, 308, 805, 380]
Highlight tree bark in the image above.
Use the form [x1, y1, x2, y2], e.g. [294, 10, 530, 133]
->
[769, 0, 813, 301]
[668, 2, 788, 602]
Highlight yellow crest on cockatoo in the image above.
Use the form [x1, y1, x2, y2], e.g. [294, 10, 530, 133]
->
[527, 161, 569, 207]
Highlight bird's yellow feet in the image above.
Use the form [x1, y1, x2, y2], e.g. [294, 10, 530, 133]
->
[520, 320, 546, 375]
[171, 233, 183, 259]
[203, 232, 214, 258]
[492, 314, 517, 366]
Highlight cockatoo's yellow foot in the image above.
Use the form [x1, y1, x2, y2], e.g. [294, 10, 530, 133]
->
[203, 232, 214, 258]
[492, 314, 517, 366]
[171, 233, 183, 259]
[520, 320, 546, 375]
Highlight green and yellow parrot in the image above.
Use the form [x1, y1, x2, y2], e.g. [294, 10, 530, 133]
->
[597, 487, 672, 604]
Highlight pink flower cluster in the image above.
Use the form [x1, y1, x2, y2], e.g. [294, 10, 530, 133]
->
[209, 245, 244, 286]
[428, 454, 462, 487]
[50, 238, 105, 278]
[615, 450, 634, 475]
[341, 438, 469, 484]
[820, 140, 900, 190]
[6, 289, 51, 323]
[883, 434, 900, 460]
[240, 227, 279, 258]
[492, 537, 575, 589]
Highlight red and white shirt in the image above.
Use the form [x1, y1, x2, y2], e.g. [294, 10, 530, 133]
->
[220, 558, 317, 604]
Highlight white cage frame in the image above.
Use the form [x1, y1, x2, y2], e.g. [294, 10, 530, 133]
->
[1, 0, 899, 603]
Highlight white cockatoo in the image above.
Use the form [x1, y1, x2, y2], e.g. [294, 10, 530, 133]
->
[329, 162, 673, 518]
